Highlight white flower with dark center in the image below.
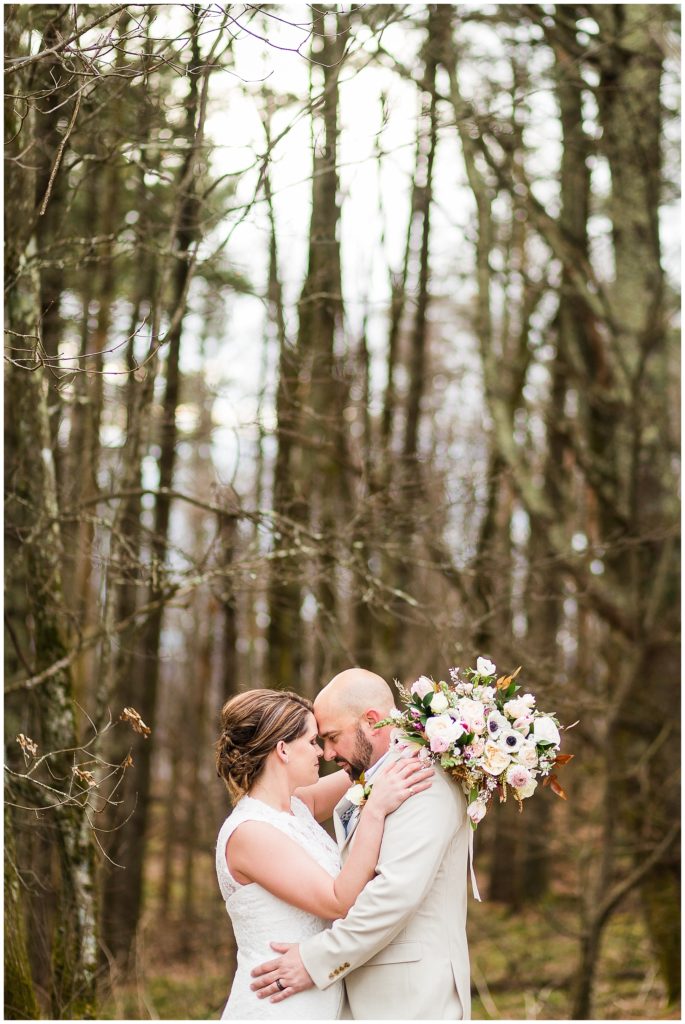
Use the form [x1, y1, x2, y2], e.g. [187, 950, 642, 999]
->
[497, 729, 523, 754]
[486, 710, 508, 739]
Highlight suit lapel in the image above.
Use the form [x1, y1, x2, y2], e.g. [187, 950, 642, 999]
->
[333, 801, 348, 849]
[340, 806, 361, 854]
[335, 754, 403, 856]
[334, 794, 362, 855]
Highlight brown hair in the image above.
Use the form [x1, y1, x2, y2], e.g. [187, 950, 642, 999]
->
[216, 689, 313, 802]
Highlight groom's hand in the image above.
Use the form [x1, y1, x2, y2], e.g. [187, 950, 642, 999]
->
[250, 942, 313, 1002]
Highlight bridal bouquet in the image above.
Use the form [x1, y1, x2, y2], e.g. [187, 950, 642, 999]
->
[378, 658, 573, 828]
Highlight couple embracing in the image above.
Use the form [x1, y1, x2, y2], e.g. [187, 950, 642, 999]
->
[215, 668, 471, 1020]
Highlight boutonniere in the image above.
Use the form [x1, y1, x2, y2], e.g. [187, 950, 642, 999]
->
[347, 771, 373, 808]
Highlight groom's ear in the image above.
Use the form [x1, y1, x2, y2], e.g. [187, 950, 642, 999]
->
[364, 709, 382, 726]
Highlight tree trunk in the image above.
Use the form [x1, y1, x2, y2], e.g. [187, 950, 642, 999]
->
[381, 9, 439, 672]
[265, 132, 306, 689]
[5, 9, 98, 1011]
[4, 804, 41, 1020]
[181, 595, 212, 940]
[100, 10, 205, 963]
[591, 8, 680, 996]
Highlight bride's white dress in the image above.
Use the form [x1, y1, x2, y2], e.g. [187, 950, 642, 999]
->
[215, 794, 345, 1020]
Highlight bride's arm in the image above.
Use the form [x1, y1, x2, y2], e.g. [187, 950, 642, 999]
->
[294, 769, 351, 822]
[226, 759, 433, 920]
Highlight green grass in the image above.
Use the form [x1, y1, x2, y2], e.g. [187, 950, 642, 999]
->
[99, 895, 678, 1020]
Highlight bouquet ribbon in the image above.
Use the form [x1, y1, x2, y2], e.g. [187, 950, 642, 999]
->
[468, 829, 481, 902]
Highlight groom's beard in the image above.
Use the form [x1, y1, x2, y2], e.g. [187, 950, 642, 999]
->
[337, 726, 374, 780]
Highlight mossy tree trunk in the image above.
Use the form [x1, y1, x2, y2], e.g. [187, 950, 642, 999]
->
[5, 7, 98, 1016]
[100, 7, 208, 965]
[4, 804, 41, 1020]
[589, 6, 680, 1002]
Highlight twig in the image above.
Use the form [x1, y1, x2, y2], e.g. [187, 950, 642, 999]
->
[38, 87, 82, 216]
[4, 5, 131, 77]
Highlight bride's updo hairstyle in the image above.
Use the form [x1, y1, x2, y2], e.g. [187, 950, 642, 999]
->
[216, 689, 314, 802]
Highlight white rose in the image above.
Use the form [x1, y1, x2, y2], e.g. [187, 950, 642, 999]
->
[389, 707, 403, 719]
[425, 714, 464, 752]
[516, 741, 539, 769]
[411, 675, 435, 699]
[429, 691, 449, 713]
[347, 784, 366, 806]
[503, 697, 533, 720]
[533, 716, 561, 746]
[476, 657, 497, 677]
[481, 740, 511, 776]
[456, 698, 485, 731]
[467, 800, 487, 824]
[517, 778, 538, 799]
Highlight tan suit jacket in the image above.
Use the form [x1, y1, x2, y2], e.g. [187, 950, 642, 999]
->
[300, 759, 471, 1020]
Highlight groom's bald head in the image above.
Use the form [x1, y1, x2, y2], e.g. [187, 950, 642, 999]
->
[314, 668, 396, 776]
[316, 668, 395, 718]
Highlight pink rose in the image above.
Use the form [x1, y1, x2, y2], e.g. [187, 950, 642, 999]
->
[513, 715, 533, 734]
[411, 675, 435, 699]
[429, 732, 451, 753]
[390, 728, 412, 750]
[467, 800, 487, 824]
[425, 714, 463, 753]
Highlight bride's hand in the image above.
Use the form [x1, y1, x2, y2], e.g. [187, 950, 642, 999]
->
[366, 755, 434, 816]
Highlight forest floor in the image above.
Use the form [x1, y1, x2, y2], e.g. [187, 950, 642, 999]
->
[99, 889, 679, 1020]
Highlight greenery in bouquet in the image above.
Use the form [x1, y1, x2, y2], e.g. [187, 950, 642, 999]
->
[378, 658, 574, 828]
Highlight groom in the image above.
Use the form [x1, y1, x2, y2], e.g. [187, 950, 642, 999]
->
[250, 667, 471, 1020]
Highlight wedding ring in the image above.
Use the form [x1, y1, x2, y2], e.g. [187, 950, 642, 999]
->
[276, 979, 285, 992]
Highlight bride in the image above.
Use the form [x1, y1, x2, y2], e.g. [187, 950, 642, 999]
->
[215, 688, 433, 1020]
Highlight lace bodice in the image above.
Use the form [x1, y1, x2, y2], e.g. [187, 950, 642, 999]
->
[215, 794, 344, 1020]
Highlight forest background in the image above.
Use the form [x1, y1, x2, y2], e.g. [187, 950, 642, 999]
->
[4, 3, 681, 1021]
